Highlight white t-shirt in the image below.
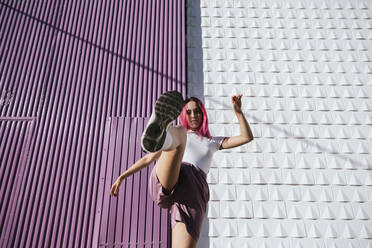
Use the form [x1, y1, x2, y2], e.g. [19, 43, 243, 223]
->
[182, 130, 225, 174]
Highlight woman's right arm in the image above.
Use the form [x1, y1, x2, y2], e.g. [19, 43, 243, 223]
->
[110, 150, 162, 197]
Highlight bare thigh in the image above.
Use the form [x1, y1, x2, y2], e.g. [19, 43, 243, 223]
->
[155, 126, 186, 191]
[172, 222, 197, 248]
[155, 147, 185, 191]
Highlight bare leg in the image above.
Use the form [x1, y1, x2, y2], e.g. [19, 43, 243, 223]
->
[155, 125, 186, 191]
[155, 125, 198, 246]
[172, 222, 197, 248]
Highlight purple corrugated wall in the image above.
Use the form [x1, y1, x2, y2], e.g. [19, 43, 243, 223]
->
[0, 0, 186, 247]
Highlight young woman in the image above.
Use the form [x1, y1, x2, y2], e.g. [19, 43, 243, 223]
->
[110, 91, 253, 247]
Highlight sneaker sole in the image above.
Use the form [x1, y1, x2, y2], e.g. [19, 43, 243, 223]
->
[141, 91, 184, 153]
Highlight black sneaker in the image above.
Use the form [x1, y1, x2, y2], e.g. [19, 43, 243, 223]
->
[141, 91, 184, 153]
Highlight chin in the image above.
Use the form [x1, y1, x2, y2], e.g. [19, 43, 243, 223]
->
[189, 125, 199, 131]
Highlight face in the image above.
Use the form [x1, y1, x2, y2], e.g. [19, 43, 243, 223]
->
[185, 101, 203, 131]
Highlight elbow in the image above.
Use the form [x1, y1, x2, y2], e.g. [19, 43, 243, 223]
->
[241, 136, 253, 144]
[245, 136, 254, 144]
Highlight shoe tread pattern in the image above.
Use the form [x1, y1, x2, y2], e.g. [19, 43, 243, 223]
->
[142, 91, 183, 152]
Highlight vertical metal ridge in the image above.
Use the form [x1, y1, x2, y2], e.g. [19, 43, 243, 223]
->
[164, 0, 170, 92]
[95, 117, 170, 247]
[126, 0, 138, 117]
[137, 118, 147, 245]
[60, 35, 84, 248]
[1, 0, 186, 247]
[65, 40, 89, 248]
[157, 0, 164, 98]
[0, 7, 22, 116]
[1, 2, 60, 248]
[85, 27, 108, 248]
[75, 23, 100, 248]
[0, 119, 35, 246]
[181, 0, 186, 95]
[146, 0, 155, 116]
[45, 31, 75, 248]
[0, 122, 26, 224]
[41, 33, 74, 248]
[0, 4, 56, 118]
[131, 0, 143, 117]
[171, 0, 176, 91]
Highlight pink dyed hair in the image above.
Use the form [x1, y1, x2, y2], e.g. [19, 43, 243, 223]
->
[179, 97, 211, 138]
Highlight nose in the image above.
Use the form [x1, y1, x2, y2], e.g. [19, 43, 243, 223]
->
[189, 110, 199, 118]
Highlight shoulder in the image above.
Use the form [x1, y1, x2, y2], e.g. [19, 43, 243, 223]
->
[210, 136, 227, 150]
[210, 136, 225, 142]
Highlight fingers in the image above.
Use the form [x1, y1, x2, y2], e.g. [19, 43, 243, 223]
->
[110, 184, 119, 197]
[231, 94, 243, 103]
[232, 94, 243, 98]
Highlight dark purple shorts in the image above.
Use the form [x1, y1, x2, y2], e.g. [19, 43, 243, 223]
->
[148, 162, 210, 241]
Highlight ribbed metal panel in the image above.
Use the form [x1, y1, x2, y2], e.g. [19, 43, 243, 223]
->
[0, 1, 57, 117]
[53, 0, 186, 117]
[94, 117, 169, 247]
[0, 0, 186, 247]
[1, 1, 61, 26]
[0, 118, 36, 245]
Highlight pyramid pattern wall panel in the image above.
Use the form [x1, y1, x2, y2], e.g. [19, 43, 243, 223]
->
[186, 0, 372, 247]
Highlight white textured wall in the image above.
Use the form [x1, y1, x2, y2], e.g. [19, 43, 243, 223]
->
[186, 0, 372, 247]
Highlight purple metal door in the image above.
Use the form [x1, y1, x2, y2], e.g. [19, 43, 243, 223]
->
[94, 117, 169, 247]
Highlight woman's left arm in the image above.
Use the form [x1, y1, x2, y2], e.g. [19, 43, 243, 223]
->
[220, 94, 254, 149]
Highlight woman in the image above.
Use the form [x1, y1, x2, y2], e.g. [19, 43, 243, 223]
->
[110, 91, 254, 247]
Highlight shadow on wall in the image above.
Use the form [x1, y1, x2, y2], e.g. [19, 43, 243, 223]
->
[186, 0, 369, 246]
[186, 0, 210, 247]
[207, 97, 369, 169]
[187, 0, 205, 104]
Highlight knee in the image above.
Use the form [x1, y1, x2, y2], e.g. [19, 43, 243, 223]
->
[176, 125, 187, 141]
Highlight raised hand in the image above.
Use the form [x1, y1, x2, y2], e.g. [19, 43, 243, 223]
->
[232, 94, 243, 113]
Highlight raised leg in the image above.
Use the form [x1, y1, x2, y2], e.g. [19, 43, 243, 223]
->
[155, 125, 186, 192]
